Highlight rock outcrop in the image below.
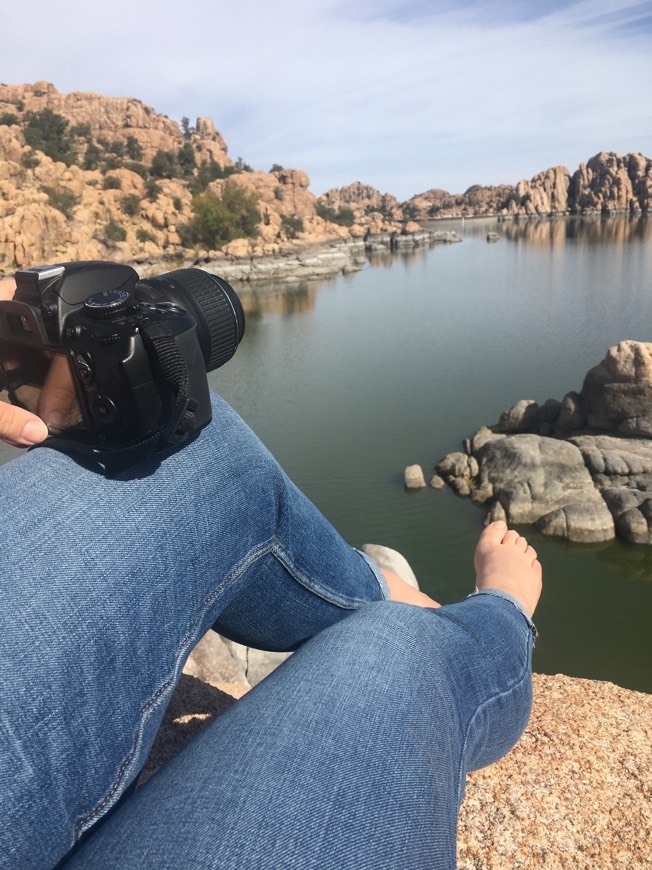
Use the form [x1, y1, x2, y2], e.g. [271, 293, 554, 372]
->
[0, 82, 427, 277]
[434, 341, 652, 544]
[407, 151, 652, 219]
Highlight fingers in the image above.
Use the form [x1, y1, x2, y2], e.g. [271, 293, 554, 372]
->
[0, 278, 16, 302]
[0, 400, 48, 447]
[37, 355, 79, 433]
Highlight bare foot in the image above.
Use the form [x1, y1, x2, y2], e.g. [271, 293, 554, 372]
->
[474, 521, 542, 617]
[383, 567, 441, 608]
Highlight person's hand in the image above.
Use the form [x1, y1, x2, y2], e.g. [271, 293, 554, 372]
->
[0, 278, 50, 447]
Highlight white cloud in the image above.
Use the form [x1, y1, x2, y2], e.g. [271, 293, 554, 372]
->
[1, 0, 650, 198]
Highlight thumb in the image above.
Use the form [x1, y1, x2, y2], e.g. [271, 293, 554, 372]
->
[0, 401, 49, 447]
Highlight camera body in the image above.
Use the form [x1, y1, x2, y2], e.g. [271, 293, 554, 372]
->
[0, 261, 244, 465]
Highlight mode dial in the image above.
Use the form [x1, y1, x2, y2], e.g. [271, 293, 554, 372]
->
[83, 289, 130, 319]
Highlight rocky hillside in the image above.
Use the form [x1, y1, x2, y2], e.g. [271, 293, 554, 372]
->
[0, 83, 413, 276]
[1, 83, 649, 276]
[409, 152, 652, 219]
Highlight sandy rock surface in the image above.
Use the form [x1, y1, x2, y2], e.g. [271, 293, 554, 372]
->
[457, 673, 652, 869]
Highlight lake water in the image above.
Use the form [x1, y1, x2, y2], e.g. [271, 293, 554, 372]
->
[214, 215, 652, 694]
[2, 216, 650, 692]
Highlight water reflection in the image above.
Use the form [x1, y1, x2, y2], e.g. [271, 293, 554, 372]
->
[441, 214, 651, 248]
[237, 281, 322, 319]
[598, 540, 652, 582]
[236, 245, 436, 318]
[367, 246, 433, 270]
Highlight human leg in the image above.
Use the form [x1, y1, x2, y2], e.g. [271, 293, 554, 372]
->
[62, 525, 540, 869]
[0, 394, 388, 868]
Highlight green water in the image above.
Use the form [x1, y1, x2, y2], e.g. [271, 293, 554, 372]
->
[1, 216, 650, 692]
[212, 215, 652, 693]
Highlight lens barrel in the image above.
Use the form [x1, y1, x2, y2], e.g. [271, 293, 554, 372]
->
[136, 269, 245, 371]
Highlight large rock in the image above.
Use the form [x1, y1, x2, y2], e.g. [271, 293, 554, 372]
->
[581, 340, 652, 436]
[571, 434, 652, 543]
[432, 342, 652, 544]
[473, 434, 614, 542]
[405, 151, 652, 219]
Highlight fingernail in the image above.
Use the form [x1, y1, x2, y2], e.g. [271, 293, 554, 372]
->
[20, 419, 48, 444]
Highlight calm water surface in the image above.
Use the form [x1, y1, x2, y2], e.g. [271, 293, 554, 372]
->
[1, 217, 650, 692]
[215, 215, 652, 693]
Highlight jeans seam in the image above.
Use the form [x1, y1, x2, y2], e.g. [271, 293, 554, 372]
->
[270, 542, 382, 608]
[73, 534, 380, 839]
[73, 537, 285, 840]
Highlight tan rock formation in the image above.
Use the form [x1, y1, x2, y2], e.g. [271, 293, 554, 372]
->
[0, 81, 230, 167]
[0, 83, 421, 275]
[407, 151, 652, 219]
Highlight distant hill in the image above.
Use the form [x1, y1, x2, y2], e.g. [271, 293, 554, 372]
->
[0, 82, 649, 274]
[406, 153, 652, 219]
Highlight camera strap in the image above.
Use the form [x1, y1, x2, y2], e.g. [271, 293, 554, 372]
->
[139, 319, 198, 444]
[38, 322, 199, 476]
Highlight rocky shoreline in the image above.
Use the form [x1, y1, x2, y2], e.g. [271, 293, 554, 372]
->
[134, 229, 461, 284]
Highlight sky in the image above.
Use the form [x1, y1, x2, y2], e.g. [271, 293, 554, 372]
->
[2, 0, 651, 200]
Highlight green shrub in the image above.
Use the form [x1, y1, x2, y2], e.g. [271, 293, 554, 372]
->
[315, 203, 354, 227]
[173, 196, 183, 211]
[280, 214, 304, 239]
[21, 151, 40, 169]
[234, 156, 253, 172]
[43, 186, 79, 218]
[104, 220, 126, 244]
[82, 143, 101, 170]
[71, 123, 92, 139]
[145, 178, 161, 201]
[104, 176, 122, 190]
[120, 194, 141, 216]
[177, 142, 196, 175]
[190, 159, 235, 194]
[136, 228, 157, 244]
[108, 139, 125, 158]
[23, 109, 75, 165]
[125, 136, 143, 161]
[270, 163, 284, 173]
[179, 184, 260, 249]
[126, 161, 148, 178]
[150, 149, 179, 179]
[0, 113, 19, 126]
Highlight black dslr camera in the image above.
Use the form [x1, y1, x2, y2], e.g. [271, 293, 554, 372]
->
[0, 261, 244, 469]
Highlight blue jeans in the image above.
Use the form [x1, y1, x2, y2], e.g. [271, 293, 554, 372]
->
[0, 395, 535, 869]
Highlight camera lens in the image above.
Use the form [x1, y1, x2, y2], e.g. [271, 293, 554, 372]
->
[136, 269, 245, 372]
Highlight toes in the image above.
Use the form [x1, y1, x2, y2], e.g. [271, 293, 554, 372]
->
[478, 520, 508, 548]
[525, 544, 538, 563]
[503, 529, 520, 547]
